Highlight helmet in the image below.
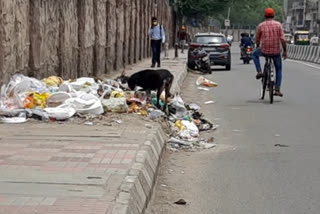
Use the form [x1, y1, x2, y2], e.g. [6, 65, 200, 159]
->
[265, 8, 275, 18]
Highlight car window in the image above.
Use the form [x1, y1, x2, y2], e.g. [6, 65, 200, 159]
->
[194, 36, 226, 44]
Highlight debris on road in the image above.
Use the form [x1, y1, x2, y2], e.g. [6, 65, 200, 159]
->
[196, 76, 218, 87]
[204, 100, 215, 105]
[174, 199, 187, 205]
[197, 87, 210, 91]
[167, 94, 218, 150]
[274, 144, 290, 147]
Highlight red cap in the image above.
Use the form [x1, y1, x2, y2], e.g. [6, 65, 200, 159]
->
[265, 8, 275, 17]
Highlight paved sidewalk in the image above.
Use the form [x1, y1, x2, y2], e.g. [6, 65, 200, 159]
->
[0, 50, 187, 214]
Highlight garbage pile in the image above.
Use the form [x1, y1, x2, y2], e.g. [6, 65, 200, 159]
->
[0, 74, 219, 149]
[0, 74, 131, 123]
[0, 74, 173, 123]
[166, 94, 218, 150]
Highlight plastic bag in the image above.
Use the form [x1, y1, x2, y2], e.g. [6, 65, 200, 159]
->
[47, 92, 72, 107]
[44, 105, 76, 121]
[101, 98, 128, 113]
[68, 77, 99, 95]
[63, 93, 104, 115]
[43, 76, 64, 87]
[6, 74, 48, 96]
[181, 120, 199, 137]
[149, 109, 165, 120]
[110, 91, 125, 98]
[23, 92, 50, 109]
[128, 102, 141, 113]
[196, 76, 218, 87]
[170, 95, 187, 118]
[175, 120, 186, 130]
[0, 117, 27, 124]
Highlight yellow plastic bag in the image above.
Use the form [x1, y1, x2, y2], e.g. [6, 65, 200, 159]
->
[111, 91, 125, 98]
[128, 102, 141, 113]
[175, 120, 186, 131]
[43, 76, 64, 87]
[23, 92, 51, 109]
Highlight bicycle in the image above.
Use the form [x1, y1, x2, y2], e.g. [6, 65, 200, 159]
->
[260, 56, 276, 104]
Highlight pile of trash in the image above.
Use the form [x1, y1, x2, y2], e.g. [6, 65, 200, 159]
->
[0, 74, 132, 123]
[0, 74, 219, 149]
[0, 74, 173, 123]
[166, 94, 219, 150]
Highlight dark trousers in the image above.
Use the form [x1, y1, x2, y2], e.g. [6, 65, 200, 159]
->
[151, 39, 162, 66]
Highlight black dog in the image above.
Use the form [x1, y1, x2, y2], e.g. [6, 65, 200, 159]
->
[120, 69, 174, 109]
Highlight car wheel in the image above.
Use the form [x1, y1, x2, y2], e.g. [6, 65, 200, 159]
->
[226, 64, 231, 71]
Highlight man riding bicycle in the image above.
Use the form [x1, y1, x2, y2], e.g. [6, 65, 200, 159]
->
[253, 8, 287, 97]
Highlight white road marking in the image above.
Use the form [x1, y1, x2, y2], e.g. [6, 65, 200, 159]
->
[287, 59, 320, 70]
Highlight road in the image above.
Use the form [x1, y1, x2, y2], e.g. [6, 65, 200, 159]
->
[146, 44, 320, 214]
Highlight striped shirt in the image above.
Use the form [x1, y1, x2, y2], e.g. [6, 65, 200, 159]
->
[256, 19, 285, 55]
[149, 24, 166, 43]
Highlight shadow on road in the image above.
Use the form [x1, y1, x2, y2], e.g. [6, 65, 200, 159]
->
[246, 99, 284, 104]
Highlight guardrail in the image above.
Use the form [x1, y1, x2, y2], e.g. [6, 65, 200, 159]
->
[288, 45, 320, 64]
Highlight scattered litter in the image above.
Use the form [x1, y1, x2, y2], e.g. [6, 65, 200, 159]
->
[189, 103, 200, 111]
[174, 199, 187, 205]
[145, 124, 153, 129]
[275, 134, 281, 137]
[149, 109, 165, 120]
[0, 117, 27, 124]
[199, 141, 217, 149]
[207, 137, 214, 143]
[274, 144, 290, 147]
[197, 87, 210, 91]
[112, 119, 123, 124]
[196, 76, 218, 87]
[204, 101, 215, 105]
[161, 184, 168, 187]
[84, 121, 94, 126]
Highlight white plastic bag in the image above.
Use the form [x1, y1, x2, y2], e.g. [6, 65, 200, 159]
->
[44, 105, 76, 120]
[170, 95, 187, 118]
[47, 92, 72, 107]
[102, 98, 128, 113]
[181, 120, 199, 137]
[64, 93, 104, 115]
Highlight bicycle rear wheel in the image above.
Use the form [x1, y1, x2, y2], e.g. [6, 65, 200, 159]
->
[268, 64, 275, 104]
[260, 72, 267, 100]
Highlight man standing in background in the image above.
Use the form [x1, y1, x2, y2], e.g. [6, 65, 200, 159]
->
[178, 25, 187, 53]
[149, 17, 166, 68]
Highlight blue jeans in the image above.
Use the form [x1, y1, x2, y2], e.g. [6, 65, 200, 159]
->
[252, 48, 282, 88]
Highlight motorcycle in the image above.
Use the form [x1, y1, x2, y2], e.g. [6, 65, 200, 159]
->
[187, 48, 211, 74]
[241, 46, 253, 64]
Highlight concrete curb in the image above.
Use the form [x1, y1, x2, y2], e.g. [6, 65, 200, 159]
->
[112, 60, 188, 214]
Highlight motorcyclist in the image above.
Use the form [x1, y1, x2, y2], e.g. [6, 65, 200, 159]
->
[240, 33, 253, 58]
[252, 8, 287, 97]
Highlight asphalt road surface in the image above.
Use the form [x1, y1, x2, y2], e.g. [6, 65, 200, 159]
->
[146, 44, 320, 214]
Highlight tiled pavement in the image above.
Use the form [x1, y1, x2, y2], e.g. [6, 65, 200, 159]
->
[0, 50, 187, 214]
